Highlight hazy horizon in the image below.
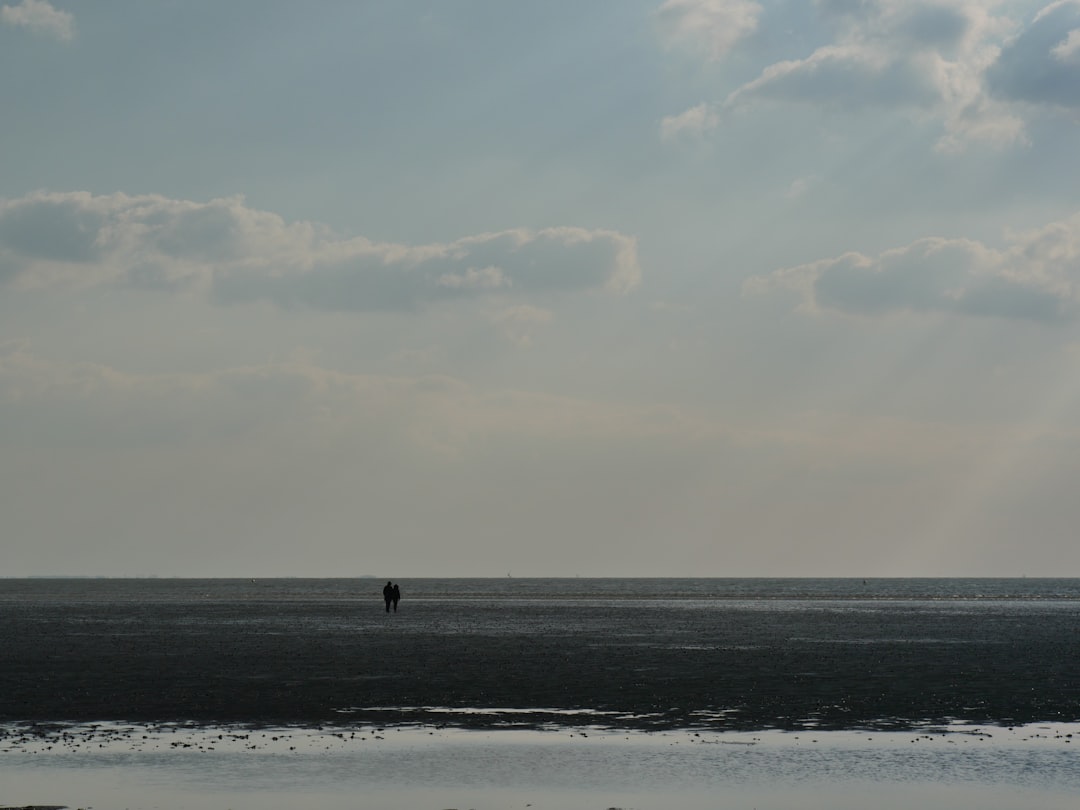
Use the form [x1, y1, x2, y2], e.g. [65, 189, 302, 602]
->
[5, 573, 1076, 582]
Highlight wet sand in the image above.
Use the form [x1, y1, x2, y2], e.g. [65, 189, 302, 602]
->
[2, 587, 1079, 731]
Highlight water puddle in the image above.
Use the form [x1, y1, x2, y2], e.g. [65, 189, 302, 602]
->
[2, 722, 1078, 809]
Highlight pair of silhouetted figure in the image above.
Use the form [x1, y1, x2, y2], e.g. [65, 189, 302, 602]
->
[383, 581, 401, 613]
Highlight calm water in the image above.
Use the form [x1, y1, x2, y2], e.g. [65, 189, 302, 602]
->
[6, 575, 1080, 603]
[3, 722, 1080, 809]
[4, 576, 1080, 726]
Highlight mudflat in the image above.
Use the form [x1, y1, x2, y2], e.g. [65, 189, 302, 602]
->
[2, 584, 1079, 731]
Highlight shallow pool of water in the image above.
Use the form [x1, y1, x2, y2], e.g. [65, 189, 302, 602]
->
[3, 721, 1079, 809]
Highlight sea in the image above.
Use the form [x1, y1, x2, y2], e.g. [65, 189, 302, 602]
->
[8, 574, 1080, 601]
[2, 577, 1080, 809]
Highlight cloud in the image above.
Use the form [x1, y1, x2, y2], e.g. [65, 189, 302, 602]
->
[0, 192, 108, 266]
[744, 210, 1080, 322]
[492, 304, 554, 346]
[1051, 27, 1080, 61]
[656, 0, 762, 58]
[785, 175, 819, 200]
[1, 0, 74, 41]
[663, 0, 1036, 151]
[730, 1, 1024, 149]
[727, 42, 943, 110]
[986, 0, 1080, 108]
[660, 102, 719, 139]
[0, 191, 641, 309]
[438, 266, 511, 291]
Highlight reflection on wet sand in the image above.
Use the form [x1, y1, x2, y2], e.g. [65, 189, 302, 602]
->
[3, 722, 1080, 810]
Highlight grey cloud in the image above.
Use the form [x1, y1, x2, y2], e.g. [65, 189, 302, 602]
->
[955, 276, 1068, 321]
[815, 0, 874, 18]
[0, 194, 107, 263]
[816, 239, 982, 314]
[816, 0, 973, 51]
[152, 202, 248, 262]
[453, 229, 635, 294]
[892, 4, 973, 52]
[986, 0, 1080, 108]
[746, 214, 1080, 322]
[214, 255, 434, 313]
[813, 255, 1067, 321]
[214, 226, 639, 312]
[0, 192, 640, 309]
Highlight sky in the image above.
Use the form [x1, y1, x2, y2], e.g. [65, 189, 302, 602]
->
[3, 0, 1080, 578]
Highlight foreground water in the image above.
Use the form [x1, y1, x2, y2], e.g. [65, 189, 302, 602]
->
[3, 578, 1079, 807]
[3, 721, 1080, 809]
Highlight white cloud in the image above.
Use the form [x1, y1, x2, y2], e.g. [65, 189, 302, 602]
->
[745, 210, 1080, 322]
[656, 0, 762, 58]
[1, 0, 74, 41]
[660, 102, 719, 140]
[0, 191, 641, 310]
[727, 43, 942, 110]
[1051, 28, 1080, 61]
[659, 0, 1070, 151]
[723, 1, 1024, 150]
[437, 266, 511, 290]
[785, 175, 818, 200]
[492, 304, 554, 346]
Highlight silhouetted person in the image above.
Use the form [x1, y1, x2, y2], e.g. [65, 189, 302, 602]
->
[383, 581, 393, 613]
[392, 583, 401, 612]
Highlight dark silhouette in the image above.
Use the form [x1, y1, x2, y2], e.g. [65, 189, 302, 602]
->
[392, 583, 401, 612]
[383, 581, 393, 613]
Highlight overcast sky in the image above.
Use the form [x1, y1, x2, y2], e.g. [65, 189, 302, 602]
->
[3, 0, 1080, 577]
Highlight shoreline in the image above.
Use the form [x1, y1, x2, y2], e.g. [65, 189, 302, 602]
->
[2, 707, 1075, 736]
[4, 716, 1078, 752]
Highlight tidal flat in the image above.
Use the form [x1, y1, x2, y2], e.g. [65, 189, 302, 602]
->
[3, 578, 1079, 808]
